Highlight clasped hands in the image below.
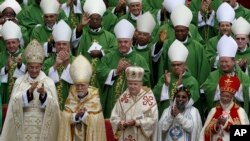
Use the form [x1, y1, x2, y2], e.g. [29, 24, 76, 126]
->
[116, 58, 130, 75]
[75, 107, 87, 119]
[119, 119, 136, 129]
[28, 82, 46, 96]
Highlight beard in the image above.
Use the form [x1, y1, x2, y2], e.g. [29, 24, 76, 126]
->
[176, 101, 186, 112]
[220, 99, 233, 110]
[77, 92, 87, 99]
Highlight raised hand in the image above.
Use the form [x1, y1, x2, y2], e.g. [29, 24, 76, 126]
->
[81, 12, 90, 26]
[164, 70, 171, 86]
[29, 82, 39, 94]
[16, 53, 23, 66]
[37, 83, 46, 95]
[159, 29, 167, 43]
[171, 104, 180, 117]
[200, 0, 212, 14]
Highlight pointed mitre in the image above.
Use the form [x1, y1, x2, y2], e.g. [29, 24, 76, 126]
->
[0, 0, 22, 14]
[70, 55, 93, 84]
[114, 19, 135, 39]
[216, 2, 235, 23]
[83, 0, 106, 16]
[127, 0, 142, 4]
[125, 66, 144, 81]
[40, 0, 60, 14]
[1, 20, 21, 40]
[168, 40, 189, 62]
[53, 20, 72, 42]
[232, 17, 250, 36]
[25, 40, 45, 63]
[162, 0, 185, 13]
[217, 35, 238, 57]
[171, 4, 193, 27]
[137, 12, 156, 34]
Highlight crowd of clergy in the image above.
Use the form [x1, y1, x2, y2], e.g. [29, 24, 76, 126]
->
[0, 0, 250, 141]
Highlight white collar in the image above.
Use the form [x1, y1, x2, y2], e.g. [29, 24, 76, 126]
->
[90, 27, 102, 33]
[130, 12, 142, 20]
[233, 2, 239, 10]
[238, 45, 248, 52]
[179, 37, 188, 44]
[137, 44, 148, 49]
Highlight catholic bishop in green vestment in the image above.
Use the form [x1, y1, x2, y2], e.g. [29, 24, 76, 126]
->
[224, 0, 250, 23]
[118, 0, 143, 27]
[0, 39, 60, 141]
[58, 54, 106, 141]
[153, 40, 200, 117]
[0, 21, 26, 104]
[206, 2, 235, 70]
[190, 0, 220, 43]
[0, 0, 30, 47]
[155, 4, 210, 85]
[61, 0, 83, 29]
[110, 66, 158, 141]
[72, 0, 117, 88]
[118, 0, 160, 42]
[96, 19, 150, 118]
[232, 17, 250, 75]
[43, 20, 74, 110]
[17, 0, 68, 34]
[30, 0, 61, 58]
[134, 12, 157, 86]
[202, 35, 250, 115]
[156, 0, 204, 43]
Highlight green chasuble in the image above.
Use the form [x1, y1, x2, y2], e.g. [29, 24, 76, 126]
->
[43, 54, 74, 110]
[142, 0, 163, 16]
[235, 4, 250, 23]
[156, 22, 204, 44]
[77, 27, 117, 57]
[159, 37, 210, 85]
[133, 43, 155, 86]
[77, 27, 117, 88]
[0, 49, 24, 104]
[189, 0, 222, 18]
[118, 12, 160, 41]
[201, 67, 250, 116]
[30, 24, 53, 44]
[17, 2, 68, 34]
[81, 0, 118, 32]
[96, 49, 150, 118]
[235, 45, 250, 75]
[107, 0, 118, 8]
[206, 34, 224, 69]
[0, 39, 5, 53]
[153, 71, 200, 117]
[102, 10, 118, 33]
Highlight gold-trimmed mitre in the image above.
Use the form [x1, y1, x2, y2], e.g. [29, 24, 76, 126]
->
[25, 39, 45, 63]
[125, 66, 144, 81]
[70, 55, 92, 84]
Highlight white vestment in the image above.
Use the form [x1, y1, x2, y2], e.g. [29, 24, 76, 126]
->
[0, 71, 60, 141]
[158, 99, 202, 141]
[110, 87, 158, 141]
